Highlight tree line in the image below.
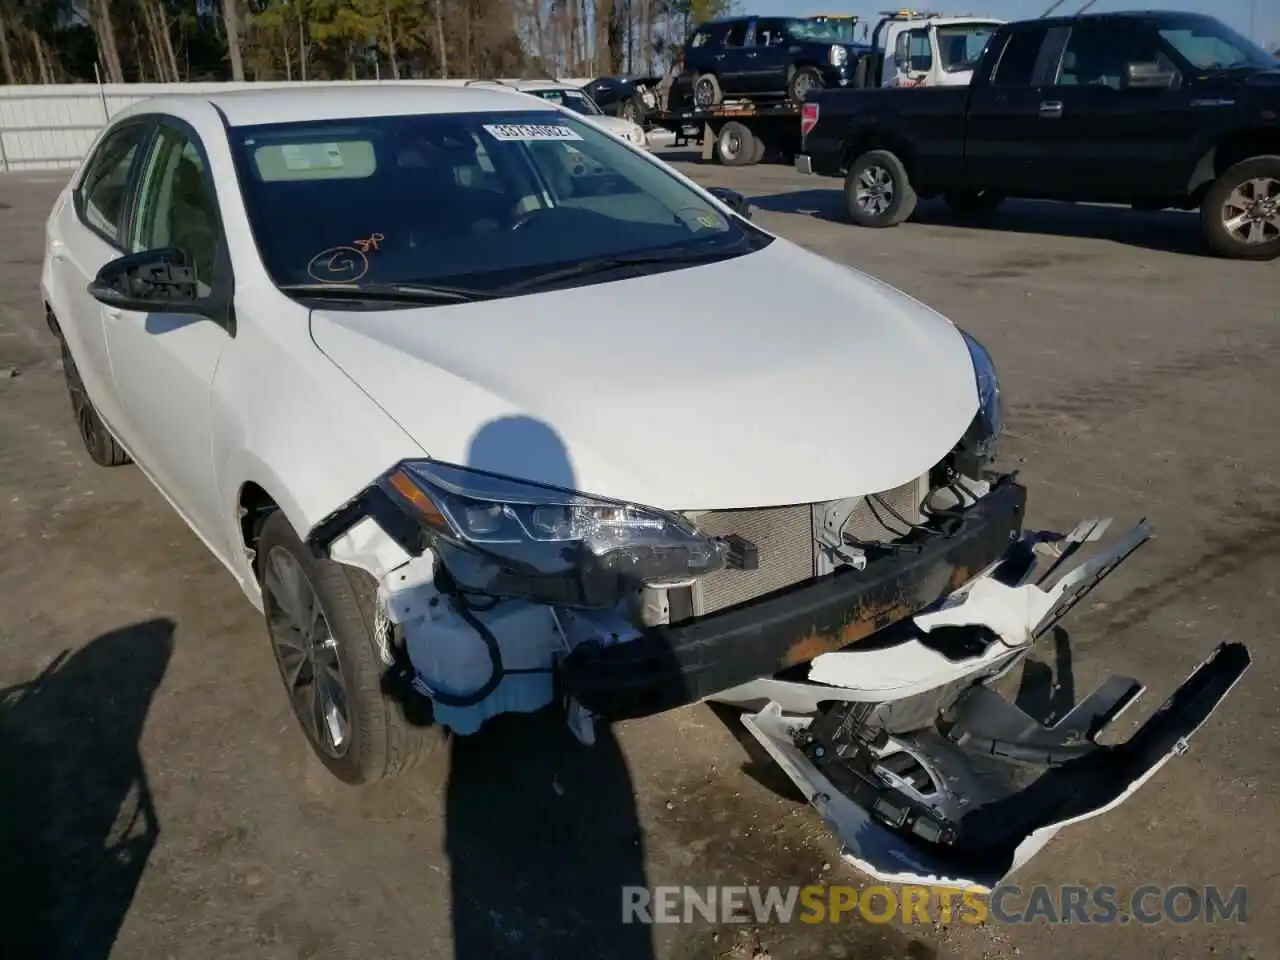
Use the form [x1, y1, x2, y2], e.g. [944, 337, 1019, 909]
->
[0, 0, 734, 86]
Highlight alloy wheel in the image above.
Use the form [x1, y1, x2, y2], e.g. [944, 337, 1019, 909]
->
[855, 165, 895, 217]
[1221, 177, 1280, 246]
[263, 546, 351, 758]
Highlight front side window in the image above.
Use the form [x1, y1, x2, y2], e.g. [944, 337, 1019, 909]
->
[896, 29, 932, 72]
[753, 19, 787, 46]
[228, 110, 767, 298]
[131, 128, 221, 284]
[526, 88, 603, 116]
[937, 23, 1000, 72]
[78, 123, 149, 244]
[1055, 24, 1170, 89]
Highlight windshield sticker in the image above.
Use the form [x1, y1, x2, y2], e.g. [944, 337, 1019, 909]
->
[696, 213, 724, 229]
[307, 246, 369, 284]
[482, 123, 583, 142]
[353, 232, 384, 252]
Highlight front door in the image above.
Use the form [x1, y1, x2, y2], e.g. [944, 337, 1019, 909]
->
[103, 119, 233, 558]
[1038, 22, 1196, 199]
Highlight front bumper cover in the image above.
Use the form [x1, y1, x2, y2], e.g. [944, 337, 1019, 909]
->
[561, 476, 1026, 719]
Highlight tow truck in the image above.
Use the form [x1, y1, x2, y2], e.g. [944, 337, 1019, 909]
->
[652, 10, 1004, 166]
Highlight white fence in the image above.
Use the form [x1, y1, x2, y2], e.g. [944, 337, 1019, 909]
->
[0, 78, 596, 173]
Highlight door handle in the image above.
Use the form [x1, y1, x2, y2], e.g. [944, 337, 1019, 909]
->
[746, 52, 758, 58]
[1039, 100, 1064, 118]
[714, 54, 726, 60]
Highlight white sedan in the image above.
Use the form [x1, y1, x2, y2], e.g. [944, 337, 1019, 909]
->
[44, 84, 1245, 887]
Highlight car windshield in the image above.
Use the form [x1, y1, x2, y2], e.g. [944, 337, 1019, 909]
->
[1157, 15, 1278, 71]
[228, 110, 764, 298]
[937, 23, 1000, 72]
[525, 87, 604, 116]
[806, 18, 860, 43]
[787, 19, 840, 42]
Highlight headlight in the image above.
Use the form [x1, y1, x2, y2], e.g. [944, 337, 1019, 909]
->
[959, 331, 1003, 463]
[380, 461, 727, 606]
[829, 44, 847, 66]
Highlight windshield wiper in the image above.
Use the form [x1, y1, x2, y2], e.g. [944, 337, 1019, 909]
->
[496, 241, 752, 295]
[279, 282, 489, 304]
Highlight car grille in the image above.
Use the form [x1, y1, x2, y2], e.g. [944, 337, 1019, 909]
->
[689, 476, 926, 616]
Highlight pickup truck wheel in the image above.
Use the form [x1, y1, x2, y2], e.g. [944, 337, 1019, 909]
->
[1201, 156, 1280, 261]
[693, 74, 722, 109]
[257, 511, 446, 785]
[749, 134, 768, 164]
[944, 189, 1005, 218]
[844, 149, 917, 227]
[60, 341, 131, 467]
[717, 121, 756, 167]
[789, 66, 823, 103]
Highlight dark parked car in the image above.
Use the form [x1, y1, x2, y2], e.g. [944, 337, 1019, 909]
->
[582, 75, 663, 124]
[796, 10, 1280, 260]
[680, 15, 872, 107]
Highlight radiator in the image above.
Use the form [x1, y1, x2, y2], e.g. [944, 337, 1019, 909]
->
[688, 476, 926, 617]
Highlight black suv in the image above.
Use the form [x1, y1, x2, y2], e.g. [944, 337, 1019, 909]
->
[680, 16, 872, 107]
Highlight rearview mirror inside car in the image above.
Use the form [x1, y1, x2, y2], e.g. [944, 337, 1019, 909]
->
[1126, 61, 1180, 90]
[88, 248, 205, 313]
[707, 186, 753, 220]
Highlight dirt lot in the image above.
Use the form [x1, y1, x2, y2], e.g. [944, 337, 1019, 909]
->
[0, 155, 1276, 960]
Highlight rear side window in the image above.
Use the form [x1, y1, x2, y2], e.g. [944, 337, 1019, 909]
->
[78, 123, 149, 244]
[724, 21, 748, 48]
[991, 27, 1048, 86]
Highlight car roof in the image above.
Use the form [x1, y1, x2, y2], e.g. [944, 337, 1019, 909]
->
[152, 84, 561, 128]
[1013, 9, 1219, 29]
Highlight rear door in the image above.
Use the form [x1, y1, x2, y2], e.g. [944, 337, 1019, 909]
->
[1039, 21, 1196, 198]
[716, 20, 752, 95]
[963, 24, 1059, 191]
[49, 118, 154, 438]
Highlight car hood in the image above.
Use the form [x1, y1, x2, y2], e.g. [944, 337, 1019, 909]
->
[309, 239, 979, 511]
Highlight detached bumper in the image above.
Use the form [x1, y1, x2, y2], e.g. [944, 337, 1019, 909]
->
[560, 476, 1026, 720]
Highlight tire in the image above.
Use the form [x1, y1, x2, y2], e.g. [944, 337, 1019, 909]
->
[717, 121, 756, 167]
[1200, 155, 1280, 261]
[943, 189, 1005, 218]
[844, 149, 917, 227]
[788, 66, 823, 103]
[60, 340, 131, 467]
[749, 134, 768, 165]
[256, 510, 445, 785]
[693, 73, 722, 109]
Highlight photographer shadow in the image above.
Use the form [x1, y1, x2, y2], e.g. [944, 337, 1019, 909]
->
[0, 619, 172, 960]
[441, 414, 655, 960]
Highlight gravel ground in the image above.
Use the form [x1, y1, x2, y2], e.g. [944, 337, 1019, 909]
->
[0, 156, 1275, 960]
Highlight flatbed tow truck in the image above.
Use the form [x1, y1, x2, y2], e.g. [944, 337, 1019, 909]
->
[651, 9, 1002, 166]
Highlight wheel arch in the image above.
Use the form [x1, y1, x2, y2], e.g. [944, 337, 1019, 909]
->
[1186, 129, 1280, 205]
[841, 127, 916, 179]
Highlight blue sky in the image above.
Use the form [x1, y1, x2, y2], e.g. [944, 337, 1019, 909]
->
[745, 1, 1279, 47]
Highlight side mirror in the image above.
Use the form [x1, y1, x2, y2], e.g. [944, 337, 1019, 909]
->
[707, 186, 752, 220]
[1126, 61, 1179, 90]
[88, 248, 205, 313]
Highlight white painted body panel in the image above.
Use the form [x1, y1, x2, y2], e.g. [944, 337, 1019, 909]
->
[311, 239, 978, 511]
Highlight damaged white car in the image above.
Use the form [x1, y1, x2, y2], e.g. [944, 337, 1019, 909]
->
[43, 85, 1248, 888]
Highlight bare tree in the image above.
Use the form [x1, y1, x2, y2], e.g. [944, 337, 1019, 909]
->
[224, 0, 245, 80]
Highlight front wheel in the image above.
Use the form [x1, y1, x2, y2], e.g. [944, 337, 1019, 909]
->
[788, 66, 823, 103]
[257, 511, 445, 785]
[1200, 155, 1280, 261]
[844, 149, 917, 227]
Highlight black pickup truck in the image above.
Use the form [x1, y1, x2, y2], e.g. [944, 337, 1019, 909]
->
[795, 11, 1280, 260]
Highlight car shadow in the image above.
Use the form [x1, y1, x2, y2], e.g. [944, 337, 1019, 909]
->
[747, 188, 1210, 255]
[0, 618, 172, 960]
